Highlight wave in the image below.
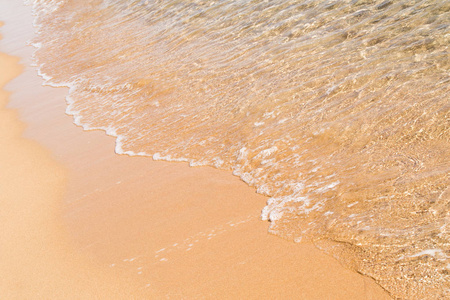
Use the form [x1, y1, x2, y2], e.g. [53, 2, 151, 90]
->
[28, 0, 450, 298]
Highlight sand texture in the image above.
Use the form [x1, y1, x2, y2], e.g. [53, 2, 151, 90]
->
[0, 2, 391, 299]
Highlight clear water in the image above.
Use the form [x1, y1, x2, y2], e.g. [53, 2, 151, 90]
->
[29, 0, 449, 298]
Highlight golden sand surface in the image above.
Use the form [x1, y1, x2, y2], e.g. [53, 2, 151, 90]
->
[0, 38, 157, 299]
[0, 3, 391, 299]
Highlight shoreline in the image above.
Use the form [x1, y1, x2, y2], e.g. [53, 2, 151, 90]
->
[0, 3, 390, 299]
[0, 28, 154, 299]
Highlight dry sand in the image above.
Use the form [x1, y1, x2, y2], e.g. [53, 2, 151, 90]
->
[0, 2, 391, 299]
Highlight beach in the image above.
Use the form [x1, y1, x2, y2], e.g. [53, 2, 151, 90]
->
[0, 1, 408, 299]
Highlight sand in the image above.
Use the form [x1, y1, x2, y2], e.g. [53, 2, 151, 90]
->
[0, 2, 391, 299]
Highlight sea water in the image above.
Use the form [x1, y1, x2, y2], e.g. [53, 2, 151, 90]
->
[27, 0, 449, 298]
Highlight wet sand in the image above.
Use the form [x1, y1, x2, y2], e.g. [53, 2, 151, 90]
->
[0, 2, 390, 299]
[0, 28, 156, 299]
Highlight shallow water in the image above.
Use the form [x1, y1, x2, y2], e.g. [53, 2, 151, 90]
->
[28, 0, 449, 298]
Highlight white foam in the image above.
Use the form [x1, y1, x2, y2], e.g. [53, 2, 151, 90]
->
[263, 111, 274, 118]
[267, 208, 284, 221]
[258, 146, 278, 158]
[239, 172, 253, 184]
[189, 160, 208, 167]
[212, 157, 224, 167]
[261, 181, 315, 222]
[105, 127, 118, 137]
[256, 184, 271, 196]
[152, 153, 189, 163]
[311, 166, 320, 172]
[237, 147, 248, 161]
[409, 249, 447, 259]
[315, 181, 340, 193]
